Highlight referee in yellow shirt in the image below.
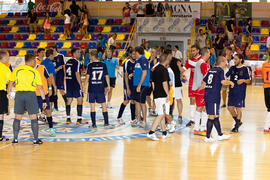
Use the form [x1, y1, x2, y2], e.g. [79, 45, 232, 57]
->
[8, 54, 47, 145]
[0, 50, 11, 141]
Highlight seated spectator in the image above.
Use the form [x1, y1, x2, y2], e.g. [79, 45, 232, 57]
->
[123, 2, 131, 25]
[97, 47, 104, 62]
[27, 8, 38, 34]
[146, 0, 155, 17]
[156, 3, 164, 17]
[215, 32, 225, 56]
[63, 9, 71, 38]
[28, 0, 35, 12]
[244, 42, 253, 59]
[172, 45, 182, 61]
[108, 33, 117, 50]
[165, 3, 172, 17]
[136, 0, 145, 17]
[206, 15, 216, 35]
[196, 29, 206, 49]
[43, 12, 52, 34]
[263, 49, 270, 61]
[209, 48, 217, 68]
[205, 32, 212, 48]
[233, 32, 242, 53]
[80, 12, 89, 38]
[97, 34, 107, 50]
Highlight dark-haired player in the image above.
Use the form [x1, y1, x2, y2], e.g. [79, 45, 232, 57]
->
[226, 54, 251, 132]
[200, 56, 233, 142]
[65, 48, 84, 125]
[84, 50, 114, 129]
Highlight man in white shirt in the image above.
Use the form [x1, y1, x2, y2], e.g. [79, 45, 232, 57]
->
[196, 29, 206, 49]
[107, 33, 117, 50]
[267, 32, 270, 50]
[172, 45, 183, 61]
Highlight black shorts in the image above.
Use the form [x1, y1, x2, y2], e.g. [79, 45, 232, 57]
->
[49, 86, 58, 102]
[105, 78, 116, 88]
[0, 90, 8, 114]
[146, 82, 153, 96]
[134, 86, 148, 104]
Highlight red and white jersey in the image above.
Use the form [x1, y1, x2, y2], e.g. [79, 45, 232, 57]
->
[192, 59, 209, 95]
[184, 55, 202, 86]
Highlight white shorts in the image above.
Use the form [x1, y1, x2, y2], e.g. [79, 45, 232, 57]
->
[154, 98, 170, 115]
[174, 87, 183, 100]
[227, 32, 234, 41]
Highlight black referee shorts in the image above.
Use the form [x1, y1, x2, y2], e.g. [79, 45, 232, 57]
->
[0, 90, 8, 114]
[265, 88, 270, 112]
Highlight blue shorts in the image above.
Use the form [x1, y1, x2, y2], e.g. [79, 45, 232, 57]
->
[56, 80, 65, 90]
[66, 88, 83, 98]
[228, 94, 245, 108]
[37, 95, 50, 110]
[87, 92, 106, 104]
[124, 87, 134, 101]
[205, 101, 220, 115]
[134, 86, 148, 104]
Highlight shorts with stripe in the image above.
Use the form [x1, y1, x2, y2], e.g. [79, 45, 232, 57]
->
[66, 88, 83, 98]
[228, 94, 245, 108]
[124, 87, 134, 101]
[205, 101, 220, 116]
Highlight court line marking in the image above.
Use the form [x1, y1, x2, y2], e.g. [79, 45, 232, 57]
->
[0, 144, 12, 150]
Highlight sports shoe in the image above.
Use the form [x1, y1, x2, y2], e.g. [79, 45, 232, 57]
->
[169, 123, 176, 133]
[107, 102, 112, 109]
[91, 124, 97, 129]
[0, 136, 9, 141]
[104, 124, 115, 129]
[186, 120, 194, 127]
[264, 129, 270, 133]
[49, 128, 56, 137]
[76, 120, 82, 126]
[12, 139, 18, 144]
[221, 104, 226, 108]
[162, 133, 170, 139]
[138, 121, 145, 128]
[193, 130, 201, 136]
[130, 120, 139, 127]
[217, 134, 230, 141]
[204, 137, 215, 143]
[199, 130, 207, 136]
[66, 118, 71, 124]
[151, 111, 157, 116]
[33, 139, 43, 145]
[116, 118, 125, 125]
[147, 133, 159, 141]
[148, 107, 153, 114]
[178, 116, 183, 124]
[231, 121, 243, 132]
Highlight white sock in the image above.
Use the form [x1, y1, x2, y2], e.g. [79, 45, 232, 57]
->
[193, 111, 201, 131]
[189, 105, 196, 121]
[264, 112, 270, 129]
[200, 112, 208, 131]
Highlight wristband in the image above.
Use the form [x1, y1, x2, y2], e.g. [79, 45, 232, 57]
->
[42, 99, 46, 103]
[48, 87, 52, 90]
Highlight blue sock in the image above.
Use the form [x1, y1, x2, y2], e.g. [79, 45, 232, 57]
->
[103, 112, 109, 125]
[117, 103, 126, 119]
[91, 112, 96, 126]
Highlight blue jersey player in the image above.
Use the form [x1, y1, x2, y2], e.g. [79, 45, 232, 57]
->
[84, 50, 114, 129]
[226, 53, 251, 133]
[65, 48, 84, 125]
[51, 45, 67, 110]
[200, 56, 234, 143]
[116, 48, 136, 126]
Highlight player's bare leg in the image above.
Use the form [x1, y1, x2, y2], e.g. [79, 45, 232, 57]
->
[146, 96, 152, 113]
[221, 89, 227, 108]
[116, 100, 129, 125]
[176, 99, 183, 123]
[107, 88, 113, 108]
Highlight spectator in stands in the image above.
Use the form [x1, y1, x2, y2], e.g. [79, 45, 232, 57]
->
[206, 15, 216, 35]
[246, 18, 252, 42]
[267, 32, 270, 50]
[43, 12, 52, 35]
[209, 48, 216, 68]
[84, 48, 90, 68]
[63, 9, 71, 38]
[233, 32, 242, 53]
[263, 49, 270, 61]
[136, 0, 145, 17]
[226, 16, 235, 43]
[82, 4, 89, 16]
[217, 21, 225, 34]
[146, 0, 155, 17]
[144, 41, 151, 52]
[108, 33, 117, 50]
[97, 47, 104, 62]
[172, 46, 182, 61]
[196, 29, 206, 49]
[27, 8, 38, 34]
[165, 3, 172, 17]
[205, 32, 212, 48]
[244, 42, 253, 59]
[70, 0, 81, 32]
[215, 32, 225, 56]
[28, 0, 35, 12]
[157, 3, 164, 17]
[97, 34, 107, 50]
[123, 2, 131, 25]
[80, 12, 89, 39]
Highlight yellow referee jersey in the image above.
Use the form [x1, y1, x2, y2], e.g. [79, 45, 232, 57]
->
[10, 65, 42, 92]
[0, 62, 11, 91]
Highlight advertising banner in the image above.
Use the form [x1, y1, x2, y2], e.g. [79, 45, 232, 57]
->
[35, 0, 62, 12]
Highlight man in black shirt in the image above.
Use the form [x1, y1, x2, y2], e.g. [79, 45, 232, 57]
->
[27, 8, 38, 34]
[147, 54, 171, 141]
[145, 0, 155, 17]
[226, 16, 235, 43]
[70, 0, 81, 31]
[215, 32, 225, 56]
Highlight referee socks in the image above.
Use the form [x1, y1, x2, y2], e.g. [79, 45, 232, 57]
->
[13, 119, 21, 140]
[31, 119, 39, 141]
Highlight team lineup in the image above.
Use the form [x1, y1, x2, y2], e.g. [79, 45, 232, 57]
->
[0, 43, 270, 144]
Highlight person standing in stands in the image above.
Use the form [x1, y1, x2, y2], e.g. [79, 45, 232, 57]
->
[70, 0, 82, 31]
[107, 33, 117, 50]
[246, 18, 253, 42]
[206, 15, 216, 36]
[27, 8, 38, 34]
[226, 16, 235, 43]
[215, 32, 225, 56]
[156, 3, 164, 17]
[97, 34, 107, 50]
[172, 46, 182, 61]
[146, 0, 155, 17]
[64, 9, 71, 39]
[43, 12, 52, 35]
[123, 2, 131, 25]
[28, 0, 35, 12]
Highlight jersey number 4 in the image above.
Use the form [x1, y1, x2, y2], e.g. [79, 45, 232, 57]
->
[66, 67, 72, 76]
[92, 71, 103, 80]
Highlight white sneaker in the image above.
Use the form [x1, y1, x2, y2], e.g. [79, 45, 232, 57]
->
[138, 121, 145, 128]
[162, 133, 170, 139]
[169, 125, 176, 133]
[107, 102, 112, 109]
[204, 137, 215, 143]
[147, 133, 159, 141]
[217, 134, 230, 141]
[116, 118, 125, 125]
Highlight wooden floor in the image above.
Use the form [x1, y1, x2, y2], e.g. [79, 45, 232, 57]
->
[1, 85, 270, 180]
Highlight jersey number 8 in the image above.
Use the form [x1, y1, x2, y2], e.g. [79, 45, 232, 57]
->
[207, 74, 214, 84]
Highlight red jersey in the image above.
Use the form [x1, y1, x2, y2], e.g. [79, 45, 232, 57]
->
[123, 7, 131, 17]
[184, 55, 202, 86]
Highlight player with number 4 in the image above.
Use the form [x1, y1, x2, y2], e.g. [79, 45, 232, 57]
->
[84, 50, 115, 129]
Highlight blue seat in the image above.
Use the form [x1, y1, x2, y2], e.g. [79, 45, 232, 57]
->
[260, 44, 267, 51]
[102, 34, 108, 40]
[59, 50, 67, 56]
[66, 34, 75, 40]
[121, 42, 127, 49]
[49, 12, 57, 17]
[36, 34, 44, 40]
[90, 19, 98, 25]
[18, 26, 27, 33]
[199, 19, 207, 26]
[88, 42, 96, 49]
[23, 42, 31, 48]
[56, 42, 63, 49]
[253, 36, 260, 43]
[6, 34, 14, 40]
[2, 20, 9, 25]
[111, 27, 120, 32]
[55, 26, 64, 32]
[27, 50, 35, 54]
[7, 12, 14, 17]
[88, 26, 95, 33]
[243, 28, 247, 34]
[59, 20, 64, 25]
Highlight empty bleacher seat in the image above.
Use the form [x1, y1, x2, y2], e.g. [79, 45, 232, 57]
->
[8, 42, 16, 48]
[60, 50, 67, 56]
[38, 19, 44, 26]
[56, 42, 63, 49]
[82, 34, 91, 40]
[47, 42, 56, 48]
[71, 42, 80, 48]
[7, 12, 14, 18]
[43, 34, 51, 40]
[13, 34, 21, 40]
[198, 27, 205, 33]
[114, 19, 122, 25]
[118, 50, 125, 58]
[260, 44, 267, 51]
[22, 12, 28, 17]
[116, 42, 122, 49]
[80, 42, 88, 48]
[116, 34, 125, 41]
[49, 12, 57, 17]
[261, 28, 269, 35]
[199, 19, 207, 26]
[88, 42, 96, 49]
[18, 27, 27, 33]
[23, 42, 31, 48]
[8, 20, 16, 26]
[90, 19, 98, 25]
[27, 50, 35, 55]
[98, 19, 106, 25]
[259, 54, 264, 60]
[253, 36, 260, 43]
[16, 20, 24, 25]
[250, 54, 259, 60]
[124, 34, 129, 41]
[0, 35, 6, 40]
[2, 20, 9, 25]
[75, 34, 83, 40]
[17, 50, 27, 57]
[242, 35, 248, 43]
[252, 20, 260, 27]
[0, 13, 7, 18]
[103, 34, 108, 40]
[31, 42, 39, 48]
[102, 26, 111, 33]
[27, 34, 36, 41]
[261, 36, 268, 43]
[88, 26, 95, 33]
[95, 27, 103, 33]
[51, 34, 59, 40]
[21, 34, 29, 40]
[121, 43, 126, 49]
[36, 34, 44, 40]
[4, 27, 11, 32]
[67, 34, 75, 40]
[58, 34, 66, 40]
[6, 34, 14, 40]
[56, 27, 64, 32]
[250, 44, 259, 51]
[67, 51, 72, 57]
[252, 28, 260, 34]
[59, 19, 64, 25]
[50, 26, 56, 33]
[111, 27, 120, 33]
[38, 42, 48, 48]
[91, 34, 99, 41]
[1, 42, 8, 48]
[120, 27, 128, 33]
[261, 20, 269, 27]
[52, 19, 60, 25]
[15, 42, 24, 48]
[10, 50, 18, 56]
[106, 19, 114, 25]
[14, 12, 21, 18]
[62, 42, 72, 49]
